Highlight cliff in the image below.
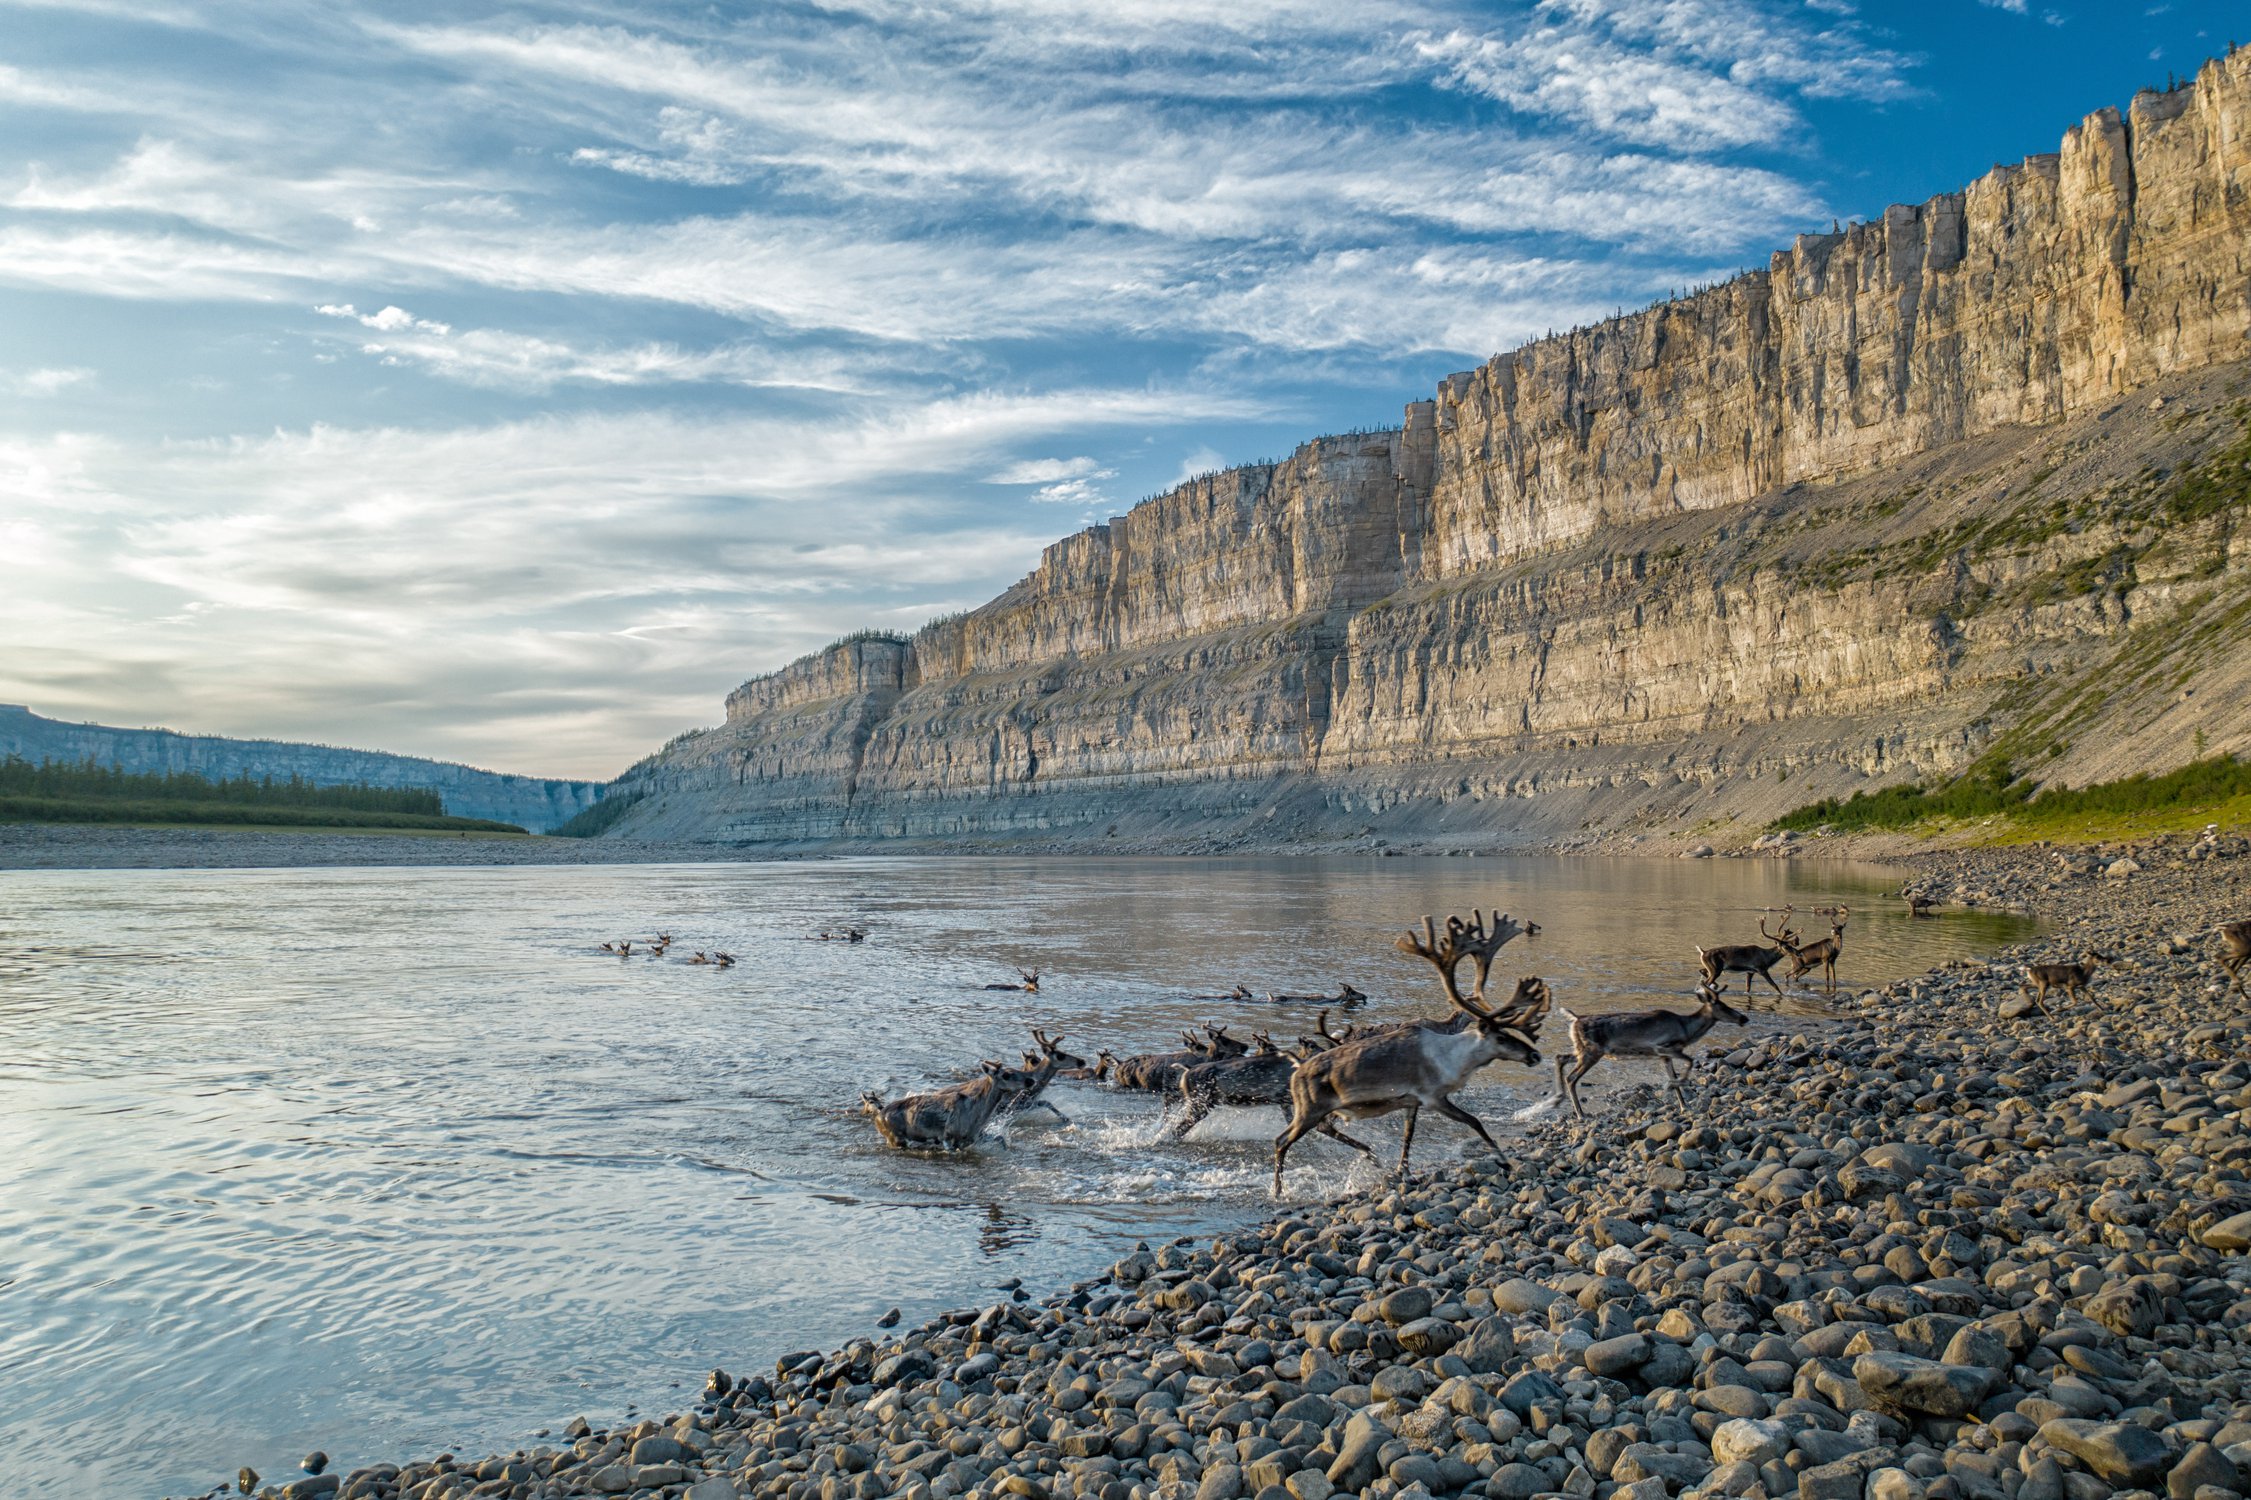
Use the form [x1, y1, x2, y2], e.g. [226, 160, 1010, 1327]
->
[0, 706, 608, 833]
[617, 53, 2251, 852]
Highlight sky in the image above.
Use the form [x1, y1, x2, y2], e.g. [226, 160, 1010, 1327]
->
[0, 1, 2241, 780]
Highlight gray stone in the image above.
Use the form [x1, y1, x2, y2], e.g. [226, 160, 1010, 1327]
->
[1489, 1279, 1559, 1317]
[1326, 1413, 1390, 1491]
[1710, 1418, 1791, 1468]
[2199, 1211, 2251, 1253]
[2038, 1418, 2173, 1488]
[1853, 1351, 1994, 1416]
[1583, 1332, 1651, 1377]
[631, 1435, 690, 1465]
[1195, 1463, 1244, 1500]
[1395, 1317, 1459, 1358]
[1386, 1454, 1442, 1491]
[1485, 1463, 1546, 1499]
[1378, 1286, 1435, 1325]
[874, 1351, 937, 1388]
[2167, 1442, 2241, 1499]
[1370, 1365, 1432, 1403]
[1797, 1458, 1872, 1500]
[685, 1479, 741, 1500]
[1497, 1368, 1566, 1418]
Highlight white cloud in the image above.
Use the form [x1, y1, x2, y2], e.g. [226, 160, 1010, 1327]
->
[987, 456, 1108, 484]
[0, 385, 1259, 775]
[1169, 445, 1229, 487]
[2, 366, 96, 396]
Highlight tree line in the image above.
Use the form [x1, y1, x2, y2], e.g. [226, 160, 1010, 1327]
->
[0, 755, 448, 816]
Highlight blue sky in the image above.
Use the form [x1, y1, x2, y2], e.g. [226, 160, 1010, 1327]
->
[0, 0, 2239, 778]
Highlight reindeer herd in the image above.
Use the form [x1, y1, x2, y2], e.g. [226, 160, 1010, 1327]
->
[618, 902, 2251, 1198]
[852, 903, 1879, 1196]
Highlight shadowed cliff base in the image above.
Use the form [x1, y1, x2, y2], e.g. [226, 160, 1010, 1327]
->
[610, 51, 2251, 857]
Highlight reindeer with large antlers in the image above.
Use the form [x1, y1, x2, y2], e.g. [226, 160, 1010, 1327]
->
[982, 968, 1040, 993]
[1778, 906, 1849, 995]
[1696, 909, 1796, 999]
[1272, 910, 1543, 1196]
[1551, 979, 1749, 1121]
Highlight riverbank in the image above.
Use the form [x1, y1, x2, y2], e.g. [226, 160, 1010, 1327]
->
[206, 836, 2250, 1500]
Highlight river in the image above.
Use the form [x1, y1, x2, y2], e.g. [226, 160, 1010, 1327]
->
[0, 854, 2031, 1498]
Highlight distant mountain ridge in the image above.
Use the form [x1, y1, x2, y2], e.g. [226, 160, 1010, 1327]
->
[0, 705, 606, 833]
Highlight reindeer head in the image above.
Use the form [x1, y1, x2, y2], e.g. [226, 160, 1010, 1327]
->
[1697, 978, 1750, 1025]
[1758, 907, 1799, 949]
[1204, 1025, 1248, 1057]
[1030, 1027, 1085, 1071]
[1249, 1031, 1277, 1055]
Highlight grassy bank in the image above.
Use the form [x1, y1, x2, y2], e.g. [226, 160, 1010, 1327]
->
[1774, 752, 2251, 842]
[0, 795, 525, 834]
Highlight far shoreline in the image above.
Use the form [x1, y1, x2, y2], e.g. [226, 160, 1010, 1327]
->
[2, 819, 1928, 874]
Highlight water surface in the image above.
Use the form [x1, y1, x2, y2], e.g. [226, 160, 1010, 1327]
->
[0, 855, 2030, 1498]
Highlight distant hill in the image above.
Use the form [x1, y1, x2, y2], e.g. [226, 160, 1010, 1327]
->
[0, 705, 607, 833]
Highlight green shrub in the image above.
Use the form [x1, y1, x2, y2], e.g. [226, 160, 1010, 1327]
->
[1773, 753, 2251, 833]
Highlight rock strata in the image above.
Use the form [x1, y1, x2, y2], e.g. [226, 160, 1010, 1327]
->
[210, 836, 2251, 1500]
[616, 51, 2251, 854]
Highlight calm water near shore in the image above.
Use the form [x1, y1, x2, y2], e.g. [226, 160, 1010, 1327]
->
[0, 855, 2032, 1498]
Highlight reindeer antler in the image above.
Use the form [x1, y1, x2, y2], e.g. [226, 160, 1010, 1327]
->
[1397, 908, 1530, 1014]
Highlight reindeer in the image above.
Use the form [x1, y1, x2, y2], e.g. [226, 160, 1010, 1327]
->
[861, 1060, 1038, 1150]
[1265, 982, 1371, 1008]
[1551, 979, 1750, 1120]
[982, 968, 1040, 993]
[711, 951, 735, 969]
[2019, 951, 2119, 1017]
[1696, 909, 1796, 999]
[1272, 911, 1544, 1195]
[1172, 1045, 1300, 1139]
[1779, 906, 1849, 994]
[997, 1029, 1082, 1127]
[2217, 920, 2250, 996]
[1107, 1026, 1246, 1096]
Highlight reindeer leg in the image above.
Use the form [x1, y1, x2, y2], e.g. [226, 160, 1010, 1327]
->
[1760, 965, 1785, 998]
[1660, 1053, 1688, 1110]
[1273, 1106, 1325, 1196]
[1395, 1103, 1421, 1182]
[1315, 1121, 1377, 1156]
[1561, 1055, 1594, 1120]
[1170, 1096, 1212, 1142]
[1432, 1096, 1498, 1153]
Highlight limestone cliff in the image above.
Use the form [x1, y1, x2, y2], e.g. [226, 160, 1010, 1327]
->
[0, 706, 607, 832]
[617, 53, 2251, 851]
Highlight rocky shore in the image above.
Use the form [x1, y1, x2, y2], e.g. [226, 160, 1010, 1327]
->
[211, 838, 2250, 1500]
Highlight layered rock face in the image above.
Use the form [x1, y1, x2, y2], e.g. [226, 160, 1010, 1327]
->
[0, 706, 606, 832]
[620, 54, 2251, 850]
